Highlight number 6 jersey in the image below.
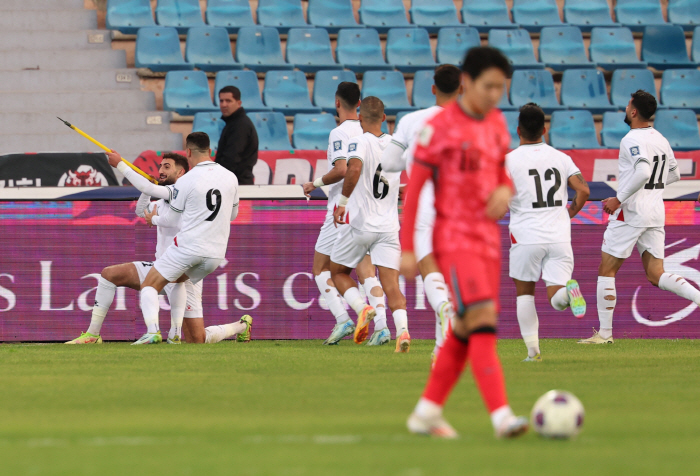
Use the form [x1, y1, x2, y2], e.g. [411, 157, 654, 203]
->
[166, 160, 239, 259]
[506, 142, 581, 245]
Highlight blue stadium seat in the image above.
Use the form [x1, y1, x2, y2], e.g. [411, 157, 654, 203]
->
[292, 114, 337, 150]
[538, 26, 593, 71]
[312, 70, 358, 113]
[106, 0, 155, 34]
[501, 111, 521, 149]
[361, 71, 416, 115]
[437, 27, 481, 66]
[642, 25, 696, 70]
[336, 28, 393, 72]
[249, 112, 293, 151]
[563, 0, 618, 32]
[668, 0, 700, 31]
[163, 71, 218, 115]
[192, 112, 225, 149]
[488, 29, 544, 70]
[381, 120, 390, 134]
[235, 26, 293, 72]
[561, 69, 616, 114]
[307, 0, 361, 33]
[386, 28, 436, 73]
[498, 90, 517, 111]
[600, 112, 629, 149]
[654, 109, 700, 150]
[511, 0, 562, 32]
[358, 0, 411, 33]
[549, 110, 601, 149]
[694, 27, 700, 62]
[185, 26, 240, 72]
[263, 70, 322, 115]
[286, 28, 342, 73]
[213, 70, 270, 111]
[395, 110, 412, 129]
[409, 0, 461, 33]
[660, 69, 700, 112]
[589, 27, 647, 70]
[509, 69, 566, 113]
[461, 0, 518, 33]
[135, 27, 193, 72]
[615, 0, 665, 32]
[155, 0, 204, 33]
[412, 70, 435, 109]
[611, 69, 658, 109]
[205, 0, 255, 33]
[257, 0, 307, 34]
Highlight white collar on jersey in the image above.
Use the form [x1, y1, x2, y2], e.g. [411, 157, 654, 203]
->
[194, 160, 216, 167]
[520, 141, 545, 147]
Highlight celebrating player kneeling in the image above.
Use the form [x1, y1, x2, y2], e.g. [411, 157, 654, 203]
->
[329, 97, 411, 351]
[507, 103, 590, 361]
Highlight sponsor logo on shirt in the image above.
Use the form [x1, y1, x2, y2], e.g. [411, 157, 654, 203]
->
[630, 146, 640, 156]
[333, 140, 342, 152]
[418, 125, 434, 147]
[348, 143, 357, 152]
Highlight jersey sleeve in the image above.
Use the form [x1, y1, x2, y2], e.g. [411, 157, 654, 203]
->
[564, 153, 582, 178]
[412, 123, 440, 168]
[666, 148, 680, 185]
[135, 193, 151, 218]
[620, 136, 650, 170]
[166, 182, 186, 213]
[329, 129, 349, 164]
[390, 116, 410, 151]
[347, 137, 366, 163]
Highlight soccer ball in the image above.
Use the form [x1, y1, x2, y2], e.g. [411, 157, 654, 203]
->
[531, 390, 585, 439]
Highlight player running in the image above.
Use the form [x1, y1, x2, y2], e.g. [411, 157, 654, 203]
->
[330, 96, 411, 351]
[302, 82, 387, 346]
[579, 90, 700, 344]
[506, 103, 590, 361]
[106, 132, 240, 345]
[401, 47, 528, 439]
[381, 64, 461, 362]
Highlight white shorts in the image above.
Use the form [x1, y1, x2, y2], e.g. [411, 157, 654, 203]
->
[602, 221, 665, 259]
[331, 226, 401, 270]
[132, 260, 203, 318]
[153, 245, 224, 284]
[314, 212, 339, 256]
[509, 242, 574, 286]
[414, 184, 436, 262]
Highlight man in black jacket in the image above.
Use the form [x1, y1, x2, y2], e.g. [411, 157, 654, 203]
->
[215, 86, 259, 184]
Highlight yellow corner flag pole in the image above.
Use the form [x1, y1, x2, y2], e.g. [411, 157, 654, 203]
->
[57, 117, 158, 184]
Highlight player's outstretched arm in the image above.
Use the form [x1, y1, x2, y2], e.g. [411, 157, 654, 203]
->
[666, 154, 680, 186]
[107, 150, 170, 201]
[605, 159, 652, 214]
[381, 140, 407, 173]
[567, 173, 590, 219]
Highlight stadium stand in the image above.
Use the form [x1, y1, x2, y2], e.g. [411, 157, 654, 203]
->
[589, 27, 647, 70]
[185, 26, 241, 72]
[235, 26, 294, 72]
[642, 25, 696, 70]
[213, 70, 270, 111]
[135, 27, 193, 72]
[307, 0, 361, 33]
[263, 71, 322, 115]
[488, 28, 544, 69]
[502, 111, 521, 149]
[611, 69, 658, 109]
[615, 0, 666, 32]
[249, 112, 293, 150]
[511, 0, 563, 32]
[192, 112, 226, 149]
[660, 69, 700, 112]
[155, 0, 205, 33]
[668, 0, 700, 31]
[292, 114, 338, 150]
[563, 0, 618, 32]
[409, 0, 462, 33]
[538, 26, 593, 71]
[257, 0, 308, 34]
[694, 27, 700, 62]
[361, 71, 416, 115]
[313, 70, 358, 113]
[106, 0, 155, 34]
[549, 110, 601, 149]
[461, 0, 517, 32]
[286, 28, 342, 73]
[336, 28, 393, 72]
[412, 70, 435, 109]
[654, 109, 700, 150]
[509, 69, 566, 113]
[205, 0, 256, 33]
[600, 111, 629, 149]
[561, 69, 617, 114]
[163, 70, 219, 115]
[386, 28, 436, 73]
[498, 90, 517, 111]
[436, 27, 481, 66]
[358, 0, 411, 33]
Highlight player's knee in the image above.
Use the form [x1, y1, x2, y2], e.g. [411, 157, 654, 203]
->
[100, 267, 115, 282]
[370, 286, 384, 297]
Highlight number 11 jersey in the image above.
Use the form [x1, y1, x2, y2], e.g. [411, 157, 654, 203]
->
[506, 142, 580, 245]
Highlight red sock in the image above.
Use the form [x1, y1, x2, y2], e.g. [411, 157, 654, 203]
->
[422, 332, 469, 405]
[468, 332, 508, 413]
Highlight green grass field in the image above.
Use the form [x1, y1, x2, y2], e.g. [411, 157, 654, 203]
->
[1, 339, 699, 476]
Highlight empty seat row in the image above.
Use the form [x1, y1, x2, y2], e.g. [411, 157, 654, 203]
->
[107, 0, 700, 35]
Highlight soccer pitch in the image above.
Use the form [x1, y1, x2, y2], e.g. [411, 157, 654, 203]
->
[1, 339, 698, 476]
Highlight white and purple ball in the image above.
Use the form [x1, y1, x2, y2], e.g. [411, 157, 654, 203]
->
[531, 390, 585, 439]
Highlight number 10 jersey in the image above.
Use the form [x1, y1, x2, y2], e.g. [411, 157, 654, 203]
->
[506, 142, 581, 245]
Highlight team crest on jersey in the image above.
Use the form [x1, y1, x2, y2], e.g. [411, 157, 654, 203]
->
[348, 143, 357, 152]
[418, 125, 434, 147]
[333, 140, 342, 151]
[630, 146, 640, 156]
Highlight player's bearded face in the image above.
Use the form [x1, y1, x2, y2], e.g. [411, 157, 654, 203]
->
[462, 68, 507, 115]
[624, 100, 633, 126]
[158, 160, 178, 186]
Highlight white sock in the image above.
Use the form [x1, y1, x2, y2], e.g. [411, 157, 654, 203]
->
[597, 276, 615, 339]
[392, 309, 408, 336]
[167, 283, 186, 340]
[550, 287, 570, 311]
[415, 397, 442, 418]
[87, 277, 117, 335]
[343, 287, 366, 316]
[516, 295, 539, 357]
[490, 405, 515, 431]
[363, 276, 387, 331]
[659, 273, 700, 304]
[315, 271, 351, 324]
[139, 286, 160, 334]
[205, 321, 247, 344]
[423, 272, 450, 312]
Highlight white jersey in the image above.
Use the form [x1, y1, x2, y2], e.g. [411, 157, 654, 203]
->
[507, 142, 581, 245]
[346, 132, 400, 233]
[135, 193, 180, 260]
[166, 161, 239, 259]
[390, 105, 442, 173]
[326, 119, 363, 210]
[611, 127, 677, 228]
